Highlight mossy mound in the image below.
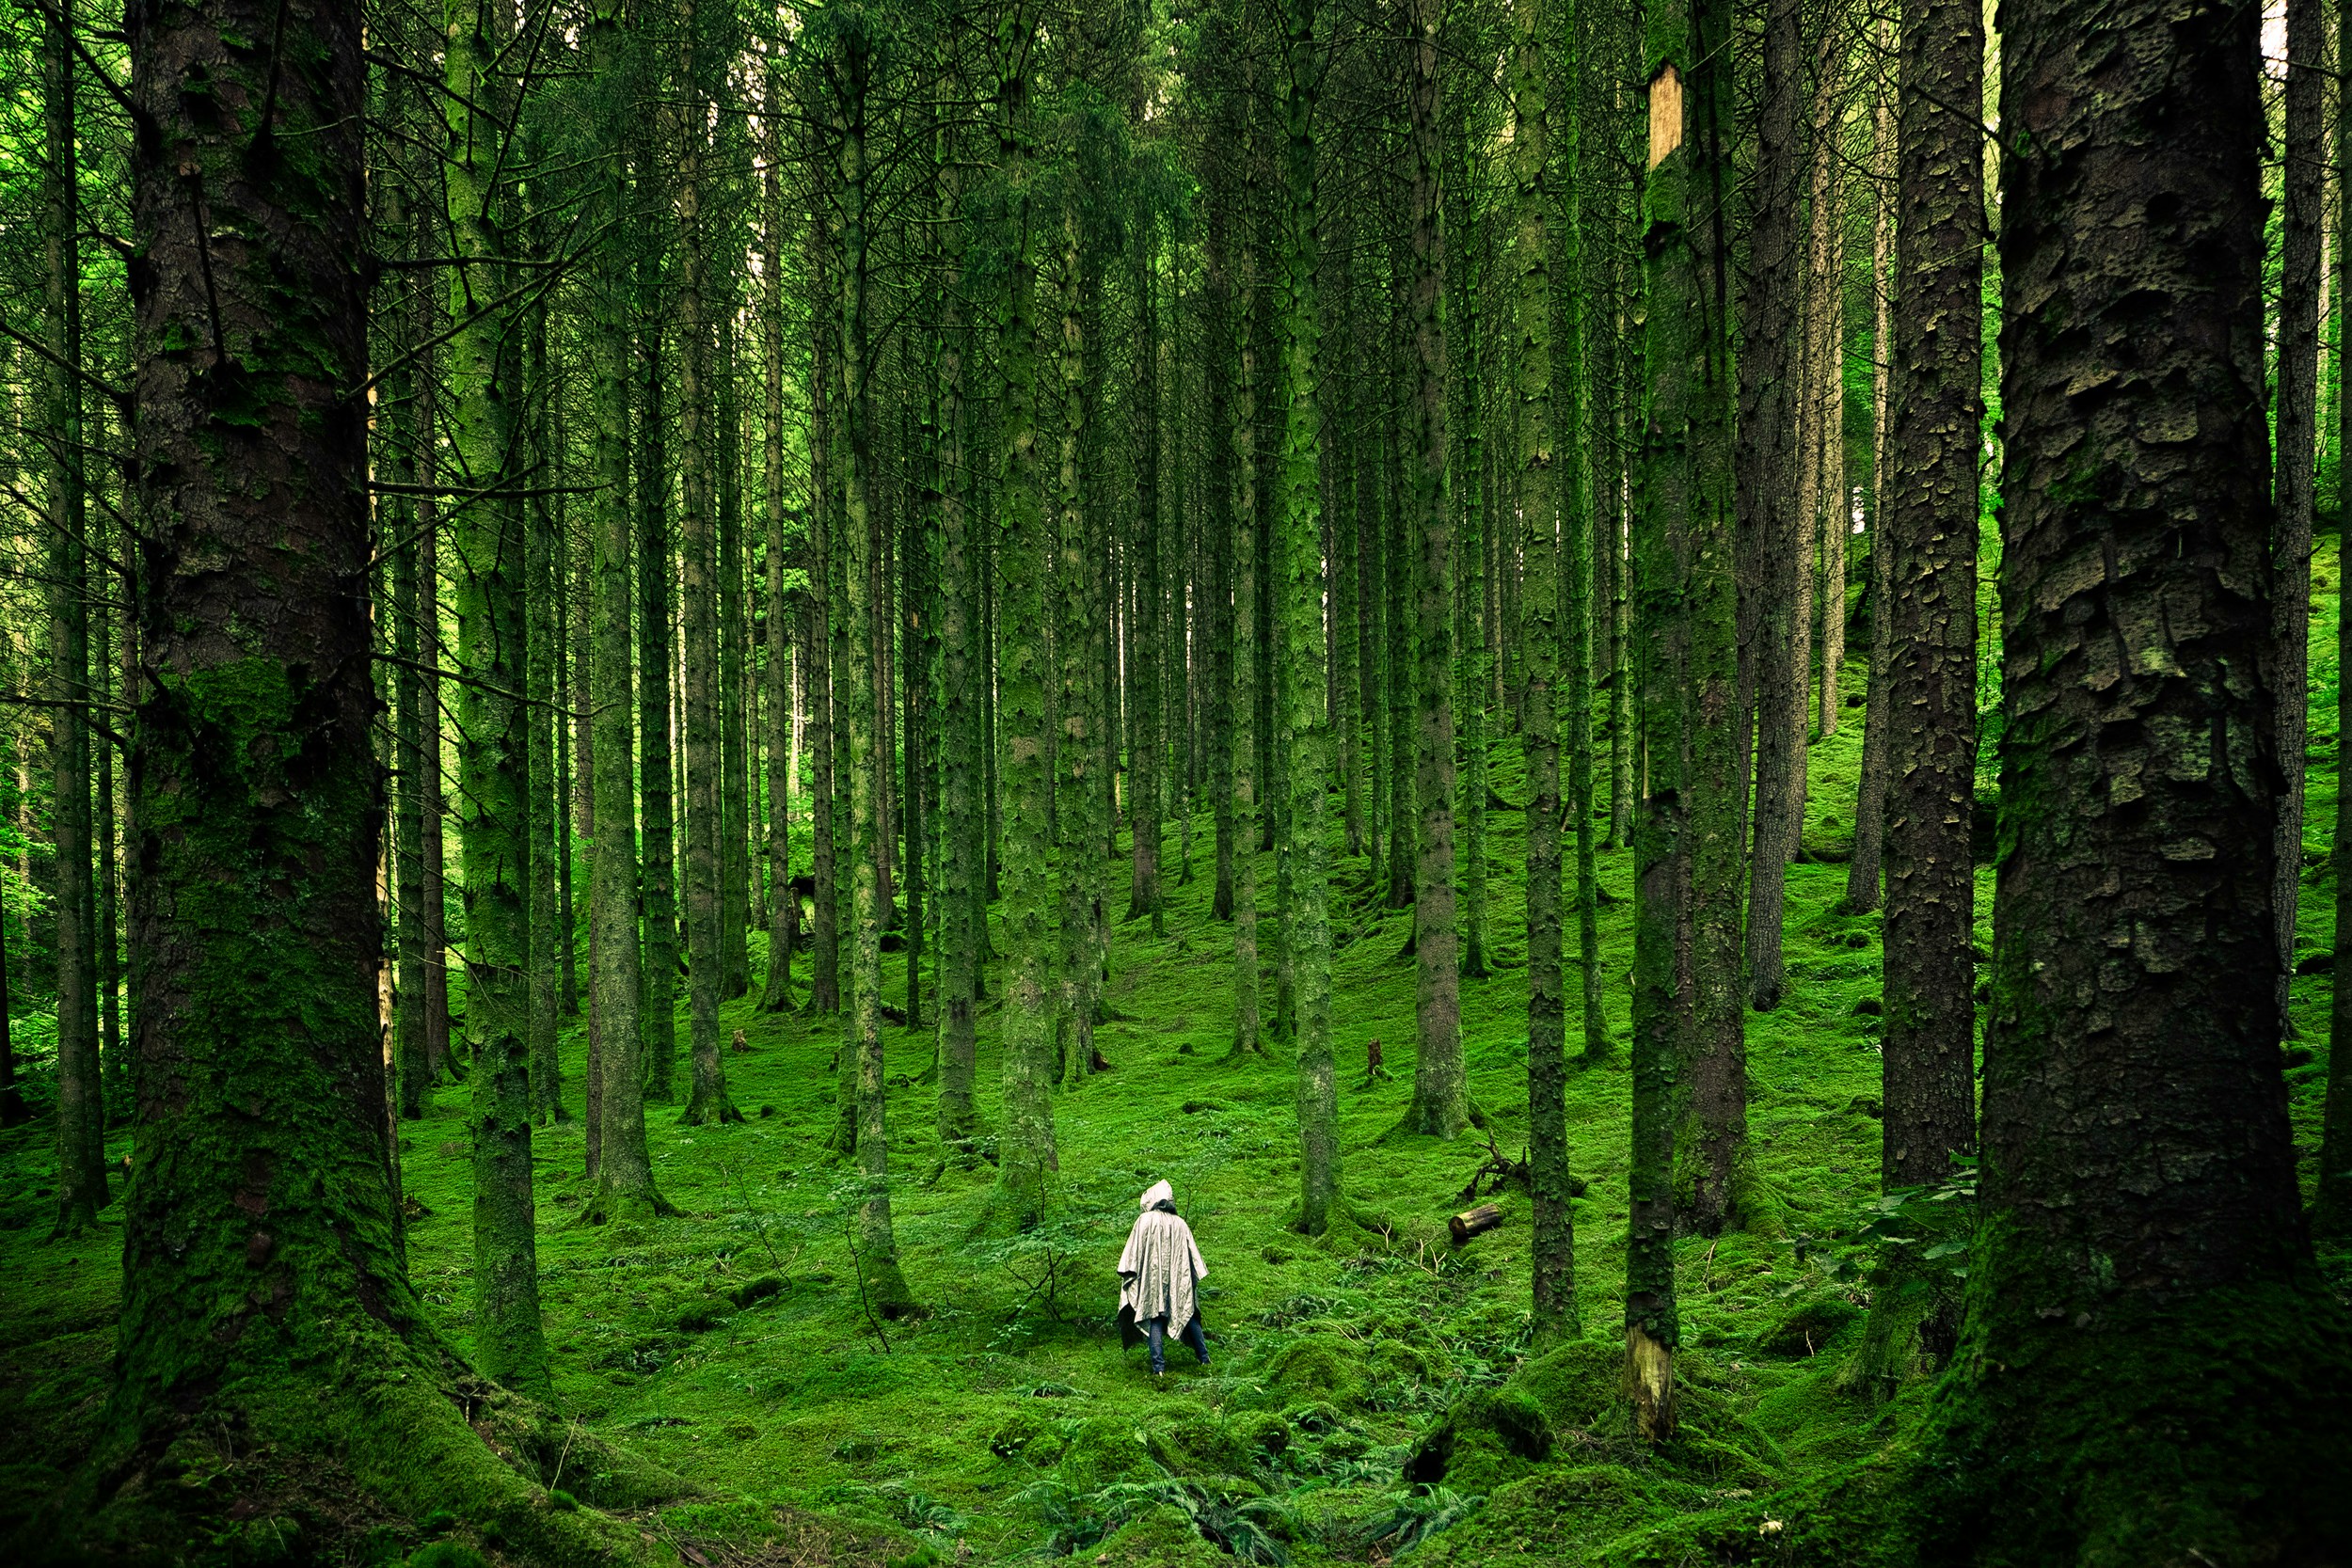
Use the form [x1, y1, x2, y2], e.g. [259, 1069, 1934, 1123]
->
[1756, 1289, 1864, 1359]
[1089, 1502, 1231, 1568]
[1262, 1338, 1361, 1406]
[1050, 1418, 1161, 1493]
[1403, 1386, 1551, 1493]
[1511, 1337, 1627, 1433]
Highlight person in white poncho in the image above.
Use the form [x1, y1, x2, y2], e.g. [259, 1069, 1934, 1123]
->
[1115, 1180, 1211, 1376]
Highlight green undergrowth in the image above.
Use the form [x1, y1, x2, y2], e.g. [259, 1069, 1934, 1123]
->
[2, 621, 2345, 1564]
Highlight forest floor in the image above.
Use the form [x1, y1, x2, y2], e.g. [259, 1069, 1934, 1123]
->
[4, 569, 2346, 1564]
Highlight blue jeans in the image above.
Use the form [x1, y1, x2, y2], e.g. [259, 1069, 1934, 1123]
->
[1147, 1315, 1209, 1374]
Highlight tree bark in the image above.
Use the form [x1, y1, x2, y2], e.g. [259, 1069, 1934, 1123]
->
[1844, 41, 1897, 913]
[1403, 0, 1466, 1139]
[1517, 0, 1576, 1341]
[1881, 0, 1980, 1201]
[584, 0, 668, 1223]
[986, 7, 1061, 1232]
[44, 0, 106, 1236]
[2322, 0, 2352, 1246]
[1739, 0, 1805, 1011]
[2274, 0, 2325, 1033]
[1924, 0, 2352, 1548]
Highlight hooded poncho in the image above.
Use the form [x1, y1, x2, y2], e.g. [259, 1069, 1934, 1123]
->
[1116, 1180, 1209, 1347]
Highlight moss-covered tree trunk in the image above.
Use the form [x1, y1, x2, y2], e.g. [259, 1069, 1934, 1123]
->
[1517, 0, 1575, 1340]
[443, 0, 548, 1394]
[390, 253, 432, 1120]
[1275, 0, 1339, 1234]
[1402, 0, 1466, 1139]
[1128, 186, 1165, 934]
[1916, 0, 2352, 1547]
[1738, 0, 1804, 1011]
[638, 338, 680, 1101]
[1054, 198, 1104, 1086]
[1558, 2, 1605, 1071]
[107, 2, 658, 1539]
[678, 0, 739, 1130]
[525, 283, 565, 1128]
[988, 5, 1060, 1230]
[1230, 226, 1264, 1062]
[936, 109, 981, 1142]
[807, 211, 843, 1019]
[44, 0, 105, 1236]
[583, 0, 670, 1225]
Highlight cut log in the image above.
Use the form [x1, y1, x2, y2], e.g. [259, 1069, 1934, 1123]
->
[1450, 1203, 1504, 1245]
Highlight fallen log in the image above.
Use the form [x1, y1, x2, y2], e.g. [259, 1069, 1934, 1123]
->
[1450, 1203, 1504, 1245]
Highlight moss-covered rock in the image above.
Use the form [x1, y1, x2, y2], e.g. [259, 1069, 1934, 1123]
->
[1511, 1336, 1626, 1433]
[1052, 1418, 1160, 1493]
[1089, 1502, 1228, 1568]
[1756, 1289, 1864, 1358]
[1403, 1386, 1551, 1493]
[1230, 1411, 1291, 1458]
[1263, 1338, 1361, 1406]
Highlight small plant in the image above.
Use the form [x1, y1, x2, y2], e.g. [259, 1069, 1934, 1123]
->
[1361, 1484, 1485, 1556]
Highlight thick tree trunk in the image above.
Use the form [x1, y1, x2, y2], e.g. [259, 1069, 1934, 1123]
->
[1739, 0, 1804, 1012]
[807, 250, 842, 1018]
[1403, 0, 1466, 1139]
[1919, 0, 2352, 1549]
[1229, 226, 1264, 1061]
[720, 313, 753, 1006]
[1810, 49, 1851, 739]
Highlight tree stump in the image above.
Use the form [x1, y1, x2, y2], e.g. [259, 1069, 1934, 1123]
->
[1450, 1203, 1504, 1245]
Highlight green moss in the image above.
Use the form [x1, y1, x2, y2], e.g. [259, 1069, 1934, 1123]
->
[1263, 1337, 1362, 1406]
[1404, 1386, 1552, 1493]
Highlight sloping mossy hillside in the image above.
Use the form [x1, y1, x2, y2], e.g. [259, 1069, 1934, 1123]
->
[1, 544, 2344, 1565]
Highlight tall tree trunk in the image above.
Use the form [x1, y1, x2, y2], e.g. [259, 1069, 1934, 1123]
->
[1667, 0, 1750, 1244]
[45, 0, 105, 1235]
[1881, 0, 1980, 1191]
[2275, 0, 2326, 1032]
[525, 280, 565, 1127]
[807, 224, 843, 1019]
[1229, 216, 1264, 1061]
[2322, 0, 2352, 1245]
[1845, 40, 1898, 913]
[758, 44, 798, 1016]
[986, 7, 1060, 1231]
[1561, 0, 1606, 1069]
[391, 275, 431, 1120]
[1055, 199, 1104, 1085]
[639, 337, 680, 1099]
[1517, 0, 1575, 1341]
[1402, 0, 1466, 1138]
[1811, 48, 1852, 739]
[1128, 186, 1165, 932]
[1278, 0, 1340, 1235]
[936, 103, 981, 1141]
[678, 1, 739, 1130]
[1927, 0, 2352, 1546]
[584, 0, 670, 1223]
[828, 19, 912, 1303]
[1740, 0, 1805, 1011]
[721, 315, 753, 1006]
[442, 0, 548, 1392]
[1851, 0, 1982, 1392]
